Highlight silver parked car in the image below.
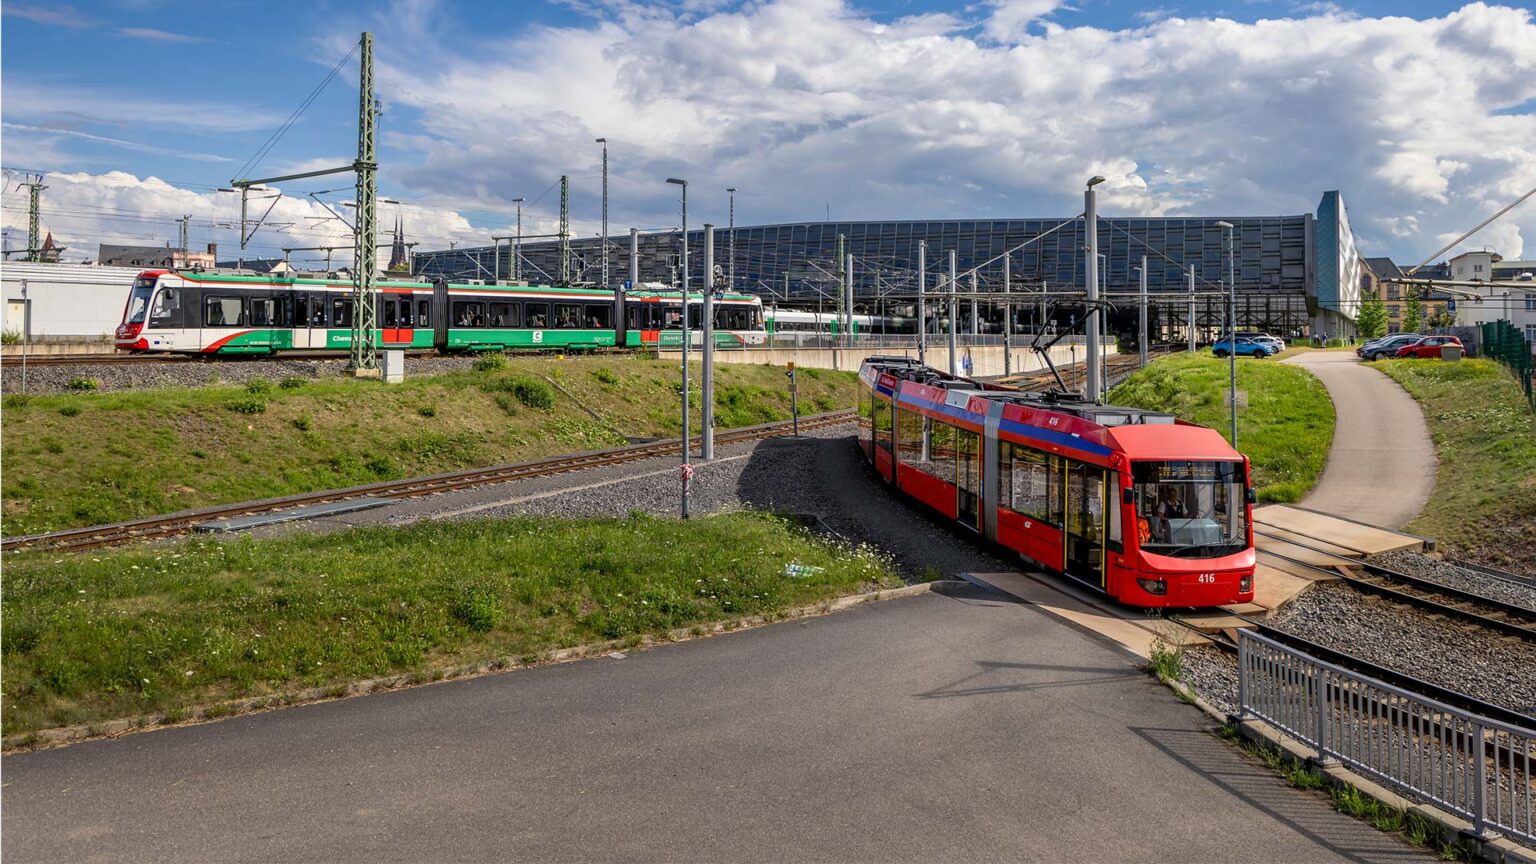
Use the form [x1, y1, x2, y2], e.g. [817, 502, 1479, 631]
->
[1357, 333, 1422, 361]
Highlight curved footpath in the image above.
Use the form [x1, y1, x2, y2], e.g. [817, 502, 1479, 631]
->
[1282, 351, 1436, 530]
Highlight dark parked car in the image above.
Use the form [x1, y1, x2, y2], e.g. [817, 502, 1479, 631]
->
[1357, 333, 1422, 360]
[1395, 335, 1463, 359]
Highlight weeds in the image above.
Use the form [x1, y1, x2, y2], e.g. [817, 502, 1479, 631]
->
[1, 329, 21, 346]
[417, 405, 437, 418]
[510, 375, 555, 409]
[292, 416, 312, 432]
[245, 378, 273, 395]
[1147, 636, 1183, 683]
[279, 376, 306, 390]
[67, 377, 100, 392]
[592, 366, 620, 385]
[58, 404, 80, 417]
[473, 353, 508, 373]
[227, 398, 267, 414]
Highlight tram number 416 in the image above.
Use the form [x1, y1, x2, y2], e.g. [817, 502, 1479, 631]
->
[1197, 573, 1216, 584]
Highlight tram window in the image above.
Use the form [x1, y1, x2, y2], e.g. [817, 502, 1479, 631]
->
[148, 288, 177, 327]
[554, 304, 582, 328]
[858, 389, 873, 440]
[1007, 445, 1056, 525]
[896, 408, 925, 464]
[452, 301, 482, 327]
[488, 302, 512, 327]
[716, 304, 754, 330]
[956, 430, 979, 494]
[661, 305, 683, 329]
[417, 299, 431, 328]
[926, 421, 957, 485]
[249, 298, 271, 327]
[398, 297, 414, 328]
[313, 296, 329, 327]
[525, 303, 549, 328]
[382, 300, 397, 327]
[1107, 470, 1122, 553]
[204, 296, 245, 327]
[626, 303, 645, 330]
[331, 298, 354, 328]
[296, 296, 311, 327]
[686, 304, 703, 330]
[585, 304, 612, 329]
[873, 395, 893, 451]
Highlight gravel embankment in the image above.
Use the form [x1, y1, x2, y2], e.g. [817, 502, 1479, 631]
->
[1266, 582, 1536, 717]
[1370, 549, 1536, 613]
[2, 356, 486, 394]
[423, 426, 1014, 583]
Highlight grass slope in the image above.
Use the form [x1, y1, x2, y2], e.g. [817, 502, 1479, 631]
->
[1109, 353, 1335, 502]
[1, 357, 856, 536]
[1375, 358, 1536, 574]
[0, 512, 900, 736]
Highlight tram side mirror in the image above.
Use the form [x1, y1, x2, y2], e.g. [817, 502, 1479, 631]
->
[1246, 487, 1257, 504]
[1122, 488, 1134, 506]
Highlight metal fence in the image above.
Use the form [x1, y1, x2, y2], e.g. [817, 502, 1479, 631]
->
[1238, 630, 1535, 845]
[1478, 320, 1534, 410]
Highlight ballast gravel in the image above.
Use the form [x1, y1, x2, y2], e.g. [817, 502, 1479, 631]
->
[1369, 549, 1536, 613]
[1267, 582, 1536, 717]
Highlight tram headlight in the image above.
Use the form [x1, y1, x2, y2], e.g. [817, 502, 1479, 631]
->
[1136, 578, 1167, 596]
[1240, 575, 1253, 594]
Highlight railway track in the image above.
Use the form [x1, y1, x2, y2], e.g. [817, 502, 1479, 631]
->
[1, 409, 857, 554]
[3, 350, 437, 368]
[1171, 614, 1536, 730]
[1256, 527, 1536, 641]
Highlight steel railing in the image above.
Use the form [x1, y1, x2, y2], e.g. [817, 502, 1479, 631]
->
[1238, 629, 1535, 845]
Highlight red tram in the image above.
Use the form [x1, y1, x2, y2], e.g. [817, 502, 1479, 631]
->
[858, 357, 1256, 608]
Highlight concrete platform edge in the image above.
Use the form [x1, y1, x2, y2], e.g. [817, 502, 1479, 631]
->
[2, 580, 959, 755]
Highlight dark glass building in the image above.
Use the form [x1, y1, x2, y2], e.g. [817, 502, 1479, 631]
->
[414, 213, 1323, 336]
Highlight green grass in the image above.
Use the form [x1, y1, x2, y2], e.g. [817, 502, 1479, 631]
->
[1375, 358, 1536, 574]
[0, 356, 858, 536]
[1109, 354, 1335, 502]
[0, 511, 900, 735]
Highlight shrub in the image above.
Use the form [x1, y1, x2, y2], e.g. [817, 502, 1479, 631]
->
[452, 587, 503, 633]
[227, 398, 267, 414]
[365, 454, 397, 477]
[279, 376, 306, 390]
[1, 329, 21, 346]
[417, 405, 437, 418]
[67, 377, 100, 391]
[473, 353, 507, 373]
[59, 404, 81, 417]
[592, 366, 620, 385]
[292, 416, 312, 432]
[3, 394, 32, 409]
[511, 375, 555, 409]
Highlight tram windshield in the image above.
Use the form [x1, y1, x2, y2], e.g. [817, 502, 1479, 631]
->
[124, 282, 155, 324]
[1132, 461, 1248, 558]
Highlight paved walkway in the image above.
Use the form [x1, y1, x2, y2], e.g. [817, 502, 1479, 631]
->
[1283, 351, 1436, 530]
[4, 588, 1428, 863]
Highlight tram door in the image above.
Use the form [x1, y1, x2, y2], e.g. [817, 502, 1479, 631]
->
[1064, 461, 1106, 587]
[956, 429, 981, 531]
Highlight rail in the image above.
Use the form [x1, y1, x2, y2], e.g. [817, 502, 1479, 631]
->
[1238, 629, 1535, 845]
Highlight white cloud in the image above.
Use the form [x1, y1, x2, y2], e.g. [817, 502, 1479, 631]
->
[118, 27, 211, 44]
[2, 3, 93, 28]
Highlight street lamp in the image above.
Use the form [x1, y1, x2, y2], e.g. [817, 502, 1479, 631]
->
[1215, 220, 1237, 447]
[666, 177, 691, 518]
[596, 138, 608, 290]
[1084, 176, 1106, 401]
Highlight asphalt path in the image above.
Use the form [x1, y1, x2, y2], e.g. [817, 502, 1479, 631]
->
[4, 586, 1426, 863]
[1284, 350, 1436, 529]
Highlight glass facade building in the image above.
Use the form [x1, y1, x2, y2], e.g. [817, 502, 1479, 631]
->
[414, 212, 1322, 336]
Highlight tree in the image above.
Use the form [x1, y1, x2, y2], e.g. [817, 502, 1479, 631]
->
[1356, 289, 1388, 339]
[1426, 306, 1457, 329]
[1403, 290, 1423, 332]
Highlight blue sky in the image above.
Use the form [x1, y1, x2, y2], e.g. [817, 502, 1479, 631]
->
[3, 0, 1534, 268]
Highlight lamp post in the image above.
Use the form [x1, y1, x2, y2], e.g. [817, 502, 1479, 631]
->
[702, 223, 715, 460]
[596, 139, 608, 290]
[1135, 255, 1148, 367]
[1215, 220, 1237, 447]
[667, 177, 691, 518]
[1084, 176, 1105, 402]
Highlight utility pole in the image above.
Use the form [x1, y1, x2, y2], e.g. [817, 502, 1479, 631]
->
[845, 252, 854, 347]
[948, 250, 959, 376]
[178, 215, 191, 267]
[1139, 254, 1149, 367]
[726, 188, 736, 291]
[22, 175, 45, 262]
[558, 175, 571, 285]
[1216, 221, 1237, 447]
[1003, 252, 1012, 376]
[666, 177, 690, 518]
[627, 228, 639, 341]
[1084, 176, 1105, 401]
[596, 138, 608, 289]
[512, 198, 524, 282]
[702, 224, 716, 460]
[969, 271, 978, 336]
[836, 234, 846, 342]
[917, 240, 927, 367]
[1188, 267, 1197, 352]
[351, 30, 379, 374]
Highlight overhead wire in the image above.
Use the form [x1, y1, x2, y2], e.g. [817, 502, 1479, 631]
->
[231, 39, 361, 182]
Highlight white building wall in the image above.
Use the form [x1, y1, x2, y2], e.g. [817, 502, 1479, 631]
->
[1, 262, 141, 338]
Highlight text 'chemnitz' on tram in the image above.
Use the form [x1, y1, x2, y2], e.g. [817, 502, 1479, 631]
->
[858, 357, 1257, 608]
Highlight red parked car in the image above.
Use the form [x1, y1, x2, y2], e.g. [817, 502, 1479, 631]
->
[1395, 335, 1463, 358]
